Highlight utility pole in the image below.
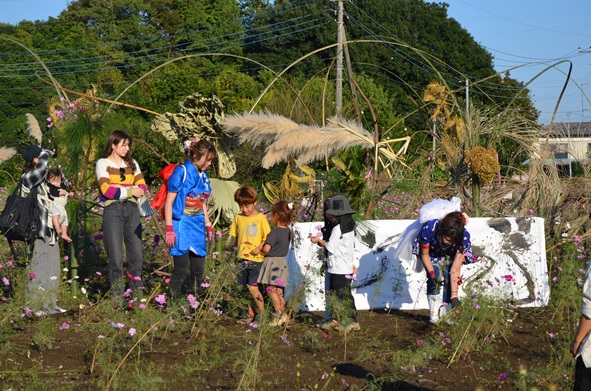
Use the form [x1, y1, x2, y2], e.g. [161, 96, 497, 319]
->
[335, 0, 344, 118]
[578, 47, 591, 123]
[465, 78, 469, 118]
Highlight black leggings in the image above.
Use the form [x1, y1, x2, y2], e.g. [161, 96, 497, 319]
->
[170, 253, 205, 299]
[574, 356, 591, 391]
[329, 273, 357, 322]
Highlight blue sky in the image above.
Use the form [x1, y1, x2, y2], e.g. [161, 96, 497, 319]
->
[2, 0, 591, 125]
[1, 0, 68, 25]
[444, 0, 591, 125]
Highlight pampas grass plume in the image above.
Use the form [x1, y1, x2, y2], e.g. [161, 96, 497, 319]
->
[0, 147, 16, 164]
[26, 113, 43, 144]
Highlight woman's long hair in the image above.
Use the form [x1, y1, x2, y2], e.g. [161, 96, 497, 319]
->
[437, 211, 466, 246]
[101, 130, 136, 172]
[23, 160, 37, 173]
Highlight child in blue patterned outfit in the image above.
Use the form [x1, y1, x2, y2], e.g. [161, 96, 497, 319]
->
[164, 138, 216, 300]
[412, 211, 472, 323]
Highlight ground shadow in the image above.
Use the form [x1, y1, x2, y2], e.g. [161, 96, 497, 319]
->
[333, 363, 434, 391]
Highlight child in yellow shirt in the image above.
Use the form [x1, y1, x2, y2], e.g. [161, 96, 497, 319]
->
[229, 186, 271, 325]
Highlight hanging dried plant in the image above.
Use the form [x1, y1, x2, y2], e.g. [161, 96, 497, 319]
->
[465, 146, 500, 185]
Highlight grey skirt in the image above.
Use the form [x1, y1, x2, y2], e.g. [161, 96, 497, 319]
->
[257, 256, 289, 287]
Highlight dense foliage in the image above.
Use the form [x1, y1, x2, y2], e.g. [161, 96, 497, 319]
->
[0, 0, 536, 188]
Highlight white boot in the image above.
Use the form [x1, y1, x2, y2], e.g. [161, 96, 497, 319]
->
[439, 302, 453, 324]
[427, 293, 443, 323]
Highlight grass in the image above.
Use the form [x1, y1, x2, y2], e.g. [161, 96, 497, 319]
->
[0, 178, 586, 390]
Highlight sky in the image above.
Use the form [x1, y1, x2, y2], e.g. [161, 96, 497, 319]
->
[2, 0, 591, 126]
[443, 0, 591, 125]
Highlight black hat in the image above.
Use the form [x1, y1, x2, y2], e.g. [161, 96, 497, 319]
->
[325, 195, 355, 216]
[22, 145, 42, 162]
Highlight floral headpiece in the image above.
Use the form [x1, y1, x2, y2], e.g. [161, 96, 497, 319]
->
[275, 200, 294, 210]
[183, 137, 200, 151]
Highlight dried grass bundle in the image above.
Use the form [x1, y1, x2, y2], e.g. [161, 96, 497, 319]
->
[223, 112, 300, 146]
[223, 112, 382, 168]
[262, 119, 373, 168]
[26, 113, 42, 144]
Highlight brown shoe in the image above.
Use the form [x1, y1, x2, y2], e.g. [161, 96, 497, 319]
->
[236, 316, 253, 325]
[271, 312, 290, 327]
[318, 320, 339, 331]
[337, 322, 361, 332]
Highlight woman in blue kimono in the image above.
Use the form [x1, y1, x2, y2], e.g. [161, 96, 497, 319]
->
[412, 211, 472, 323]
[164, 138, 216, 300]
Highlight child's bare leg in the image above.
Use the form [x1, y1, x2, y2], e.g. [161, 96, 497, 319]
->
[52, 215, 61, 236]
[276, 287, 286, 313]
[61, 225, 72, 242]
[266, 286, 282, 314]
[248, 284, 265, 314]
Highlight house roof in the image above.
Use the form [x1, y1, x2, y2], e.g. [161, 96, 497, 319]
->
[541, 122, 591, 138]
[522, 157, 589, 165]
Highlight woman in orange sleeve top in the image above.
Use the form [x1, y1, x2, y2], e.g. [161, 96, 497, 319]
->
[95, 130, 147, 300]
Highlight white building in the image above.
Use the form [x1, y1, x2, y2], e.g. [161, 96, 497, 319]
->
[535, 122, 591, 177]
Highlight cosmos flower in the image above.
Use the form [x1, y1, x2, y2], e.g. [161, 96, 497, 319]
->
[155, 294, 167, 306]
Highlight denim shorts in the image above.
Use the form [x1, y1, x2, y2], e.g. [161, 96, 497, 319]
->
[237, 260, 263, 286]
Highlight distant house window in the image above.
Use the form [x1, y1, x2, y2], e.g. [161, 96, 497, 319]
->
[553, 144, 567, 159]
[587, 143, 591, 158]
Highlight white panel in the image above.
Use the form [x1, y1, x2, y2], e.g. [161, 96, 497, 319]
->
[284, 218, 548, 311]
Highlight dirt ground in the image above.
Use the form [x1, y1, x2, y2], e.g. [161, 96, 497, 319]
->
[0, 305, 557, 391]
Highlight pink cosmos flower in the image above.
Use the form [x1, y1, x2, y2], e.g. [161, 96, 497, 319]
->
[59, 322, 70, 331]
[503, 275, 513, 282]
[127, 273, 141, 281]
[129, 328, 137, 336]
[275, 278, 286, 287]
[155, 294, 167, 306]
[187, 294, 200, 309]
[496, 372, 508, 381]
[29, 272, 36, 279]
[2, 277, 9, 286]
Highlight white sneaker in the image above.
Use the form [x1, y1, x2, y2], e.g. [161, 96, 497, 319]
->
[54, 306, 67, 314]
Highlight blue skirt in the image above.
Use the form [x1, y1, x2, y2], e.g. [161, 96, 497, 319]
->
[170, 213, 206, 257]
